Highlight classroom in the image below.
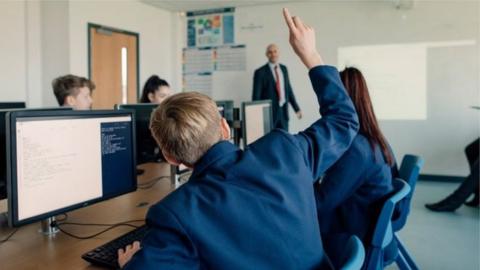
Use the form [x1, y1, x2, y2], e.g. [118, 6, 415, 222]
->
[0, 1, 478, 269]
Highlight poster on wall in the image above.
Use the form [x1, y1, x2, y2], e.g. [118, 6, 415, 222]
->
[183, 47, 214, 74]
[183, 72, 213, 96]
[187, 7, 235, 48]
[182, 45, 246, 94]
[183, 45, 246, 74]
[215, 45, 246, 71]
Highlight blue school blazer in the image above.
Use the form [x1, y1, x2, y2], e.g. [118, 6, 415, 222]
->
[315, 134, 394, 243]
[124, 66, 359, 270]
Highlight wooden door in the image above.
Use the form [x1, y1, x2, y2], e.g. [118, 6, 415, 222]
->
[89, 24, 138, 109]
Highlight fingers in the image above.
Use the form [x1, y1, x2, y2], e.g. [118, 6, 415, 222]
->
[284, 8, 309, 33]
[132, 241, 141, 250]
[119, 241, 140, 255]
[283, 8, 296, 31]
[292, 16, 304, 31]
[303, 22, 312, 31]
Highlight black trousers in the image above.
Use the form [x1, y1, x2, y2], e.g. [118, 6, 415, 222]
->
[445, 138, 479, 204]
[273, 106, 289, 131]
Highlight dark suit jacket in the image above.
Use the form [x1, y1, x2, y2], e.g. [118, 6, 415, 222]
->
[125, 66, 359, 270]
[314, 135, 394, 266]
[252, 63, 300, 130]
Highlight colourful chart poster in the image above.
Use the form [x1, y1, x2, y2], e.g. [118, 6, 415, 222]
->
[187, 7, 234, 48]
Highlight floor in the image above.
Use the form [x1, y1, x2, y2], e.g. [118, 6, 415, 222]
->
[387, 181, 479, 270]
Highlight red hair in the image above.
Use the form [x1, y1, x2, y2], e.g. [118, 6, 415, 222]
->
[340, 67, 394, 165]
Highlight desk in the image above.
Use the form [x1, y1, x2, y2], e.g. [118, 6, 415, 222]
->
[0, 162, 174, 270]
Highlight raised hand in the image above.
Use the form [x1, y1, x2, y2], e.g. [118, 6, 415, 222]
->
[282, 8, 323, 69]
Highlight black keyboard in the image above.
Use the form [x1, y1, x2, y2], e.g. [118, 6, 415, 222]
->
[82, 225, 149, 269]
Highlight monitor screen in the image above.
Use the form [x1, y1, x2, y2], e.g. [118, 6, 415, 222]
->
[6, 110, 136, 227]
[1, 107, 71, 201]
[242, 100, 273, 147]
[0, 102, 26, 110]
[215, 100, 234, 123]
[115, 104, 160, 165]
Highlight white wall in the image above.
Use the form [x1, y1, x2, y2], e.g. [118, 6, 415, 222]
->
[0, 1, 56, 108]
[0, 1, 28, 103]
[26, 1, 43, 108]
[41, 1, 70, 107]
[196, 1, 479, 176]
[68, 0, 174, 99]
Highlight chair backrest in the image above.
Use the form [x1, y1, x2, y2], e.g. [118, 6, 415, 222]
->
[392, 155, 424, 231]
[340, 235, 366, 270]
[364, 178, 411, 270]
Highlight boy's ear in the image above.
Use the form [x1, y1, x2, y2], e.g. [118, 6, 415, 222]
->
[65, 95, 76, 106]
[163, 152, 181, 166]
[220, 118, 230, 140]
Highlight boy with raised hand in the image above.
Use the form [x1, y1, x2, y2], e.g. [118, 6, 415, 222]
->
[119, 8, 359, 269]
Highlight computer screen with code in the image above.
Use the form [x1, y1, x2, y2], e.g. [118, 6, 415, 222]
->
[6, 110, 136, 227]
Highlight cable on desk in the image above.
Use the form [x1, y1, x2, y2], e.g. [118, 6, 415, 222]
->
[54, 221, 143, 240]
[57, 219, 144, 227]
[0, 228, 19, 244]
[138, 175, 170, 189]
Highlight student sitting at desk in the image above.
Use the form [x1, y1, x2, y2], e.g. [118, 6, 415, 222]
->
[140, 75, 172, 104]
[52, 74, 95, 110]
[314, 67, 396, 266]
[118, 8, 359, 269]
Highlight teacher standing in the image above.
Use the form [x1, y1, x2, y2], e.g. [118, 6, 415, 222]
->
[252, 44, 302, 131]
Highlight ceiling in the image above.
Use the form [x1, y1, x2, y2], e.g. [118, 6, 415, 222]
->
[141, 0, 299, 12]
[139, 0, 421, 13]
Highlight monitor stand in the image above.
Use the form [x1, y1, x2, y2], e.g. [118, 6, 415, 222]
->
[0, 199, 58, 235]
[0, 212, 8, 228]
[0, 199, 7, 228]
[40, 217, 59, 235]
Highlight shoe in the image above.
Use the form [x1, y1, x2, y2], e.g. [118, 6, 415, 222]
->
[465, 197, 479, 207]
[425, 201, 459, 212]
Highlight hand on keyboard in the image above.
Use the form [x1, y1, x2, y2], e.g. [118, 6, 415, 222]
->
[82, 225, 149, 268]
[118, 241, 141, 268]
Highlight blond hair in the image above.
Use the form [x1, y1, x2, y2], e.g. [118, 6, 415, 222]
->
[150, 92, 222, 166]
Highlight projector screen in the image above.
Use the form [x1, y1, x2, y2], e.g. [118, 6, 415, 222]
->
[338, 41, 476, 120]
[338, 43, 427, 120]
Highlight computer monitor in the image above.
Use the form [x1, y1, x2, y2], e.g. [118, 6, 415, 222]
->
[115, 104, 160, 165]
[6, 110, 136, 227]
[0, 102, 26, 110]
[242, 100, 273, 148]
[215, 100, 234, 123]
[0, 107, 72, 201]
[170, 164, 191, 189]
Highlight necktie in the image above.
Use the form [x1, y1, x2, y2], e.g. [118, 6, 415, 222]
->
[274, 65, 281, 99]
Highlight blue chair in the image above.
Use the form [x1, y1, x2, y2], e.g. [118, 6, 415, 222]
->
[391, 155, 424, 270]
[363, 178, 411, 270]
[340, 235, 366, 270]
